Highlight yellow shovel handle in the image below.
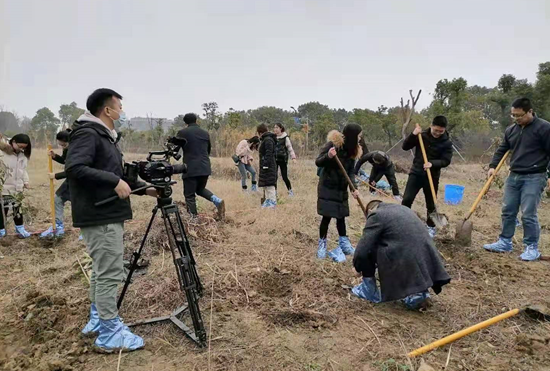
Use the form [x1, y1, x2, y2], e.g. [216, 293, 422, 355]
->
[408, 308, 520, 357]
[464, 151, 510, 221]
[417, 133, 438, 202]
[47, 145, 56, 231]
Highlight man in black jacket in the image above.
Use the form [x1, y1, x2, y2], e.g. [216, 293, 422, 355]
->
[354, 150, 401, 199]
[66, 88, 155, 352]
[484, 98, 550, 261]
[177, 113, 225, 219]
[401, 116, 453, 237]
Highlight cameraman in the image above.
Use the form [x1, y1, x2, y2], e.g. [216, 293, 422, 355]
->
[66, 88, 156, 353]
[177, 113, 225, 220]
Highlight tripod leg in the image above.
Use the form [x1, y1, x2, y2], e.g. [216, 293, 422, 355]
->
[117, 207, 159, 309]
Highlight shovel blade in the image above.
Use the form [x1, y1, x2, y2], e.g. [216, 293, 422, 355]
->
[524, 305, 550, 322]
[429, 211, 448, 229]
[455, 219, 473, 246]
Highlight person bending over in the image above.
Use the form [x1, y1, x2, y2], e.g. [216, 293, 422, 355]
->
[354, 150, 401, 200]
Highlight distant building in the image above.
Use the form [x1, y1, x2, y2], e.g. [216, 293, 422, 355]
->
[127, 117, 174, 131]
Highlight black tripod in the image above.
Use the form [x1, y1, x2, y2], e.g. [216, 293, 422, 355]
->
[117, 184, 206, 347]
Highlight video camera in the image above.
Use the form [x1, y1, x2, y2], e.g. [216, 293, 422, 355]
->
[124, 136, 187, 187]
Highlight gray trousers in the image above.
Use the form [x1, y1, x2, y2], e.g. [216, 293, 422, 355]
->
[81, 223, 124, 320]
[54, 195, 65, 224]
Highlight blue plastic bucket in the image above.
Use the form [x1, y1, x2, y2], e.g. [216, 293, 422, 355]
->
[444, 184, 465, 205]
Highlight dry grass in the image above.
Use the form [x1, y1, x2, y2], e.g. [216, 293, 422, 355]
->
[1, 149, 550, 371]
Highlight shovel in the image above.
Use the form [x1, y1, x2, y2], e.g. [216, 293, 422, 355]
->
[334, 155, 367, 216]
[47, 145, 56, 234]
[408, 304, 550, 358]
[417, 133, 448, 228]
[455, 151, 510, 246]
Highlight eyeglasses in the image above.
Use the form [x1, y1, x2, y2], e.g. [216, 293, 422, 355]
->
[511, 113, 526, 119]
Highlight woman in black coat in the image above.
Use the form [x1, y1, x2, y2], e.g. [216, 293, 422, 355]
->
[315, 123, 363, 262]
[257, 124, 278, 208]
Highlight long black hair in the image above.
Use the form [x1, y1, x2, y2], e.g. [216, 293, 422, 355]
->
[9, 134, 32, 159]
[342, 123, 362, 158]
[56, 129, 71, 143]
[274, 122, 285, 132]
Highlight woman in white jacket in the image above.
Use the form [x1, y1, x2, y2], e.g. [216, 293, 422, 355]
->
[235, 136, 260, 191]
[0, 133, 32, 238]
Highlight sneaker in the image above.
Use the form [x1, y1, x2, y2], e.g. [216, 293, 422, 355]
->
[15, 225, 31, 239]
[327, 246, 346, 263]
[520, 244, 541, 261]
[394, 195, 403, 201]
[402, 291, 431, 310]
[0, 229, 5, 238]
[317, 238, 327, 259]
[251, 184, 258, 192]
[94, 317, 144, 353]
[483, 238, 513, 253]
[288, 190, 294, 197]
[427, 226, 437, 239]
[82, 303, 101, 337]
[339, 236, 355, 255]
[351, 277, 381, 303]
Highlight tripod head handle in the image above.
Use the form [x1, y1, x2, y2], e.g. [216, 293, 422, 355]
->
[94, 184, 154, 207]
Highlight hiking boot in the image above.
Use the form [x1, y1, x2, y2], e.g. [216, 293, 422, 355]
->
[327, 246, 346, 263]
[15, 225, 31, 238]
[483, 237, 513, 253]
[82, 303, 101, 337]
[0, 229, 5, 238]
[339, 236, 355, 255]
[317, 238, 327, 259]
[427, 226, 436, 239]
[520, 244, 541, 261]
[351, 277, 381, 303]
[94, 317, 144, 353]
[288, 190, 294, 197]
[402, 291, 431, 310]
[211, 195, 225, 220]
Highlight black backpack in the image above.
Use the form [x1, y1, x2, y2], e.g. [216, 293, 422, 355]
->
[275, 136, 289, 163]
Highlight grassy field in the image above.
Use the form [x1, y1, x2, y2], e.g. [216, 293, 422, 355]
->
[1, 149, 550, 371]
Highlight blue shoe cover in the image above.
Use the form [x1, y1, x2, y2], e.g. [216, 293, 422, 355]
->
[327, 246, 346, 263]
[402, 291, 430, 310]
[288, 190, 294, 197]
[54, 222, 65, 237]
[251, 184, 258, 192]
[79, 234, 84, 241]
[15, 225, 31, 238]
[210, 195, 223, 207]
[520, 244, 541, 261]
[95, 317, 144, 353]
[427, 226, 436, 239]
[351, 277, 381, 303]
[0, 229, 6, 238]
[339, 236, 355, 255]
[261, 199, 276, 208]
[40, 226, 54, 238]
[317, 238, 327, 259]
[483, 238, 513, 253]
[82, 303, 101, 337]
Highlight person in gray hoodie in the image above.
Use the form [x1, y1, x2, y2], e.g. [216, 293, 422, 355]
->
[484, 98, 550, 261]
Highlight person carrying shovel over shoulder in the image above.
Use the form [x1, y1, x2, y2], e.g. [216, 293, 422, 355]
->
[354, 150, 401, 200]
[483, 98, 550, 261]
[351, 200, 451, 310]
[401, 116, 453, 238]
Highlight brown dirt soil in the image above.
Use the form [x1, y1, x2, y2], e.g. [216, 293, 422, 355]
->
[1, 151, 550, 370]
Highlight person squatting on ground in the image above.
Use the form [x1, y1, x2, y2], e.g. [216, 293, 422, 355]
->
[66, 88, 158, 352]
[257, 124, 278, 208]
[0, 133, 32, 238]
[235, 136, 260, 192]
[354, 150, 401, 200]
[40, 130, 73, 238]
[315, 124, 362, 262]
[177, 113, 225, 220]
[352, 200, 451, 309]
[273, 123, 297, 196]
[401, 116, 453, 238]
[483, 98, 550, 261]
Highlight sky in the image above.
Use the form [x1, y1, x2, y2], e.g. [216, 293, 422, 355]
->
[1, 0, 549, 120]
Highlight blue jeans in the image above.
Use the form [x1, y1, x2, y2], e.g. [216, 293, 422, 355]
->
[238, 162, 256, 187]
[500, 172, 547, 245]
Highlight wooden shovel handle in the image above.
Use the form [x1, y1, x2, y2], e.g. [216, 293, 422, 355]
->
[417, 133, 438, 203]
[47, 145, 56, 231]
[334, 155, 367, 216]
[464, 151, 510, 221]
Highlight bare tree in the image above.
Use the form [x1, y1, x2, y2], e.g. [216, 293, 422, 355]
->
[400, 89, 422, 139]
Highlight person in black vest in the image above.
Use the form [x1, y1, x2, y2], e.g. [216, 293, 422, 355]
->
[257, 124, 278, 208]
[177, 113, 225, 220]
[273, 123, 297, 196]
[354, 150, 401, 200]
[401, 116, 453, 238]
[316, 124, 362, 262]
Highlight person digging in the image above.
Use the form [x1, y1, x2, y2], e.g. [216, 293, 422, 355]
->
[354, 150, 401, 200]
[352, 200, 451, 309]
[401, 116, 453, 238]
[483, 98, 550, 261]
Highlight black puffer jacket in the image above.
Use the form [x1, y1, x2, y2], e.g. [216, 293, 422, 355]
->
[66, 121, 145, 228]
[177, 123, 212, 179]
[402, 129, 453, 176]
[316, 130, 361, 219]
[258, 132, 277, 187]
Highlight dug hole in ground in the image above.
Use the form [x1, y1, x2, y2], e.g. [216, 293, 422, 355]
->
[1, 150, 550, 371]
